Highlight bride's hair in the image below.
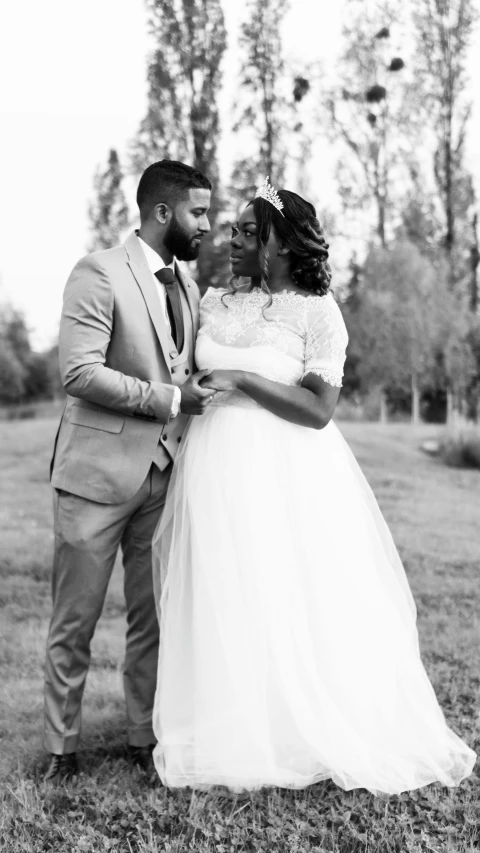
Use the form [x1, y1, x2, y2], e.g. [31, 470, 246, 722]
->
[228, 190, 332, 304]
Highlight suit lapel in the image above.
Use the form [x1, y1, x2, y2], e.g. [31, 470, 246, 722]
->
[124, 232, 172, 374]
[175, 262, 199, 341]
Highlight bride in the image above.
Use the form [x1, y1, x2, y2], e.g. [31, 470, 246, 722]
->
[151, 177, 476, 794]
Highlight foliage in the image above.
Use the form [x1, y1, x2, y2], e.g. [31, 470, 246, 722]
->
[234, 0, 289, 185]
[342, 224, 480, 422]
[229, 1, 319, 221]
[400, 196, 443, 259]
[322, 0, 410, 246]
[87, 149, 130, 252]
[345, 238, 447, 393]
[1, 418, 480, 851]
[2, 304, 31, 363]
[0, 304, 30, 404]
[0, 303, 61, 406]
[131, 0, 226, 177]
[0, 339, 26, 403]
[411, 0, 478, 284]
[440, 428, 480, 469]
[443, 302, 479, 406]
[130, 0, 227, 290]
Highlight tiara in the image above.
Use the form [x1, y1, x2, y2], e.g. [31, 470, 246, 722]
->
[255, 176, 285, 216]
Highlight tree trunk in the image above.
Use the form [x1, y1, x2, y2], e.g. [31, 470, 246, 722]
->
[379, 389, 388, 424]
[411, 375, 421, 425]
[264, 111, 274, 178]
[446, 388, 454, 427]
[377, 192, 386, 248]
[470, 211, 479, 313]
[374, 155, 386, 249]
[444, 93, 455, 287]
[445, 136, 454, 256]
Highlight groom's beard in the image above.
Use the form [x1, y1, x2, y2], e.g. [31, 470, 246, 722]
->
[164, 214, 201, 261]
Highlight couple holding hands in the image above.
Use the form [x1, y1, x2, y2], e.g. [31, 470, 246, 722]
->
[44, 159, 475, 795]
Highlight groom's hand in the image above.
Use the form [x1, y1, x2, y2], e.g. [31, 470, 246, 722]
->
[180, 370, 217, 415]
[199, 370, 241, 392]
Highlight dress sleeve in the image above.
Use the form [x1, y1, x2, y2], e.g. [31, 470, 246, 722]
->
[303, 295, 348, 387]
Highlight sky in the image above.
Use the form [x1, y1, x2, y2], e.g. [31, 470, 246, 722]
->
[0, 0, 478, 349]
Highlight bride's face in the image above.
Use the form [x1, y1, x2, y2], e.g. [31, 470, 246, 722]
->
[230, 205, 278, 279]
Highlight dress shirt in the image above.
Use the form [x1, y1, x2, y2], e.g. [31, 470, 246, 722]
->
[137, 236, 182, 419]
[138, 236, 176, 329]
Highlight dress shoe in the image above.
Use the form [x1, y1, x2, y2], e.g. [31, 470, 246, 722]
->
[44, 752, 78, 785]
[127, 744, 159, 783]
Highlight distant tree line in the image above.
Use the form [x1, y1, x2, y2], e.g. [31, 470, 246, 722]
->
[333, 0, 479, 423]
[0, 305, 62, 407]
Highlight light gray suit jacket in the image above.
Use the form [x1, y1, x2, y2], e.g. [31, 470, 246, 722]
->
[51, 231, 200, 504]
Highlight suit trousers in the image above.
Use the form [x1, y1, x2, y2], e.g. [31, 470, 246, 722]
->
[44, 463, 170, 754]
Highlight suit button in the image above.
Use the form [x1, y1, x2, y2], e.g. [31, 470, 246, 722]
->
[162, 434, 167, 441]
[177, 436, 181, 443]
[185, 368, 190, 375]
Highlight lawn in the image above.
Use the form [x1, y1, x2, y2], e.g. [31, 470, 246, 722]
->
[0, 417, 479, 852]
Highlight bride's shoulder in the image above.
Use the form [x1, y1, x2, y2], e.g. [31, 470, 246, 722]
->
[305, 292, 348, 336]
[305, 291, 343, 317]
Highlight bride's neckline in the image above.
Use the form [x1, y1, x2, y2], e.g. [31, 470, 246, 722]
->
[235, 287, 324, 302]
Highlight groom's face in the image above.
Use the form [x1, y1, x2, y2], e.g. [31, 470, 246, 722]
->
[164, 188, 211, 261]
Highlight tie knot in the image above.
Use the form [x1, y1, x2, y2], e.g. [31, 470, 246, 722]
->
[155, 267, 175, 285]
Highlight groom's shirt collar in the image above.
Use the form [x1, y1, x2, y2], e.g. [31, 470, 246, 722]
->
[137, 235, 176, 275]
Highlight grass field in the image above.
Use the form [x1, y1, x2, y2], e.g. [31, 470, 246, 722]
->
[0, 417, 479, 852]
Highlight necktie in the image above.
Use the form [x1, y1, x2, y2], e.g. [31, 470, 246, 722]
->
[155, 268, 185, 353]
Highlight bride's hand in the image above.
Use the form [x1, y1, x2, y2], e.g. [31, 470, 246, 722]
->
[199, 370, 241, 392]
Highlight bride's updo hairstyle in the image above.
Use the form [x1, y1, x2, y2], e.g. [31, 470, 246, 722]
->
[239, 190, 332, 301]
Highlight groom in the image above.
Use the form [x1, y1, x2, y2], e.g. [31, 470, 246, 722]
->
[44, 160, 214, 784]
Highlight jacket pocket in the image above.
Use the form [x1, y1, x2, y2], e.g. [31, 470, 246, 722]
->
[69, 406, 124, 433]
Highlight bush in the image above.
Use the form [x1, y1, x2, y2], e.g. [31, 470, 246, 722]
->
[440, 429, 480, 469]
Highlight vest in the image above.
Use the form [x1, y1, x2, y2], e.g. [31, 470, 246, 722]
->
[153, 282, 195, 471]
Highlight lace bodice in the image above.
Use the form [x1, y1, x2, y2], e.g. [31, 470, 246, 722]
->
[196, 287, 348, 388]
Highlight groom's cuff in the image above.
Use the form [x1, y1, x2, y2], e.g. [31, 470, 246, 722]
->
[169, 386, 182, 420]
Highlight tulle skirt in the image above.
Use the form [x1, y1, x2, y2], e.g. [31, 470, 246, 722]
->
[152, 393, 476, 794]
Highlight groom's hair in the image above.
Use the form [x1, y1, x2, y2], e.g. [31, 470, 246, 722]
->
[137, 160, 212, 221]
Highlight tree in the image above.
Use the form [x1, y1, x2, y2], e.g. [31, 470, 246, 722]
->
[130, 0, 227, 289]
[340, 255, 363, 397]
[233, 0, 289, 187]
[87, 149, 129, 252]
[1, 306, 31, 365]
[469, 210, 479, 312]
[0, 304, 29, 404]
[323, 0, 408, 247]
[347, 285, 398, 422]
[347, 237, 451, 423]
[442, 303, 478, 424]
[0, 340, 26, 404]
[400, 194, 441, 261]
[411, 0, 477, 285]
[44, 344, 65, 400]
[0, 303, 62, 405]
[131, 0, 226, 174]
[23, 352, 57, 401]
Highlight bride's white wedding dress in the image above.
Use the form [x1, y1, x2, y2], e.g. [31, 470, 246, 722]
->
[152, 286, 476, 794]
